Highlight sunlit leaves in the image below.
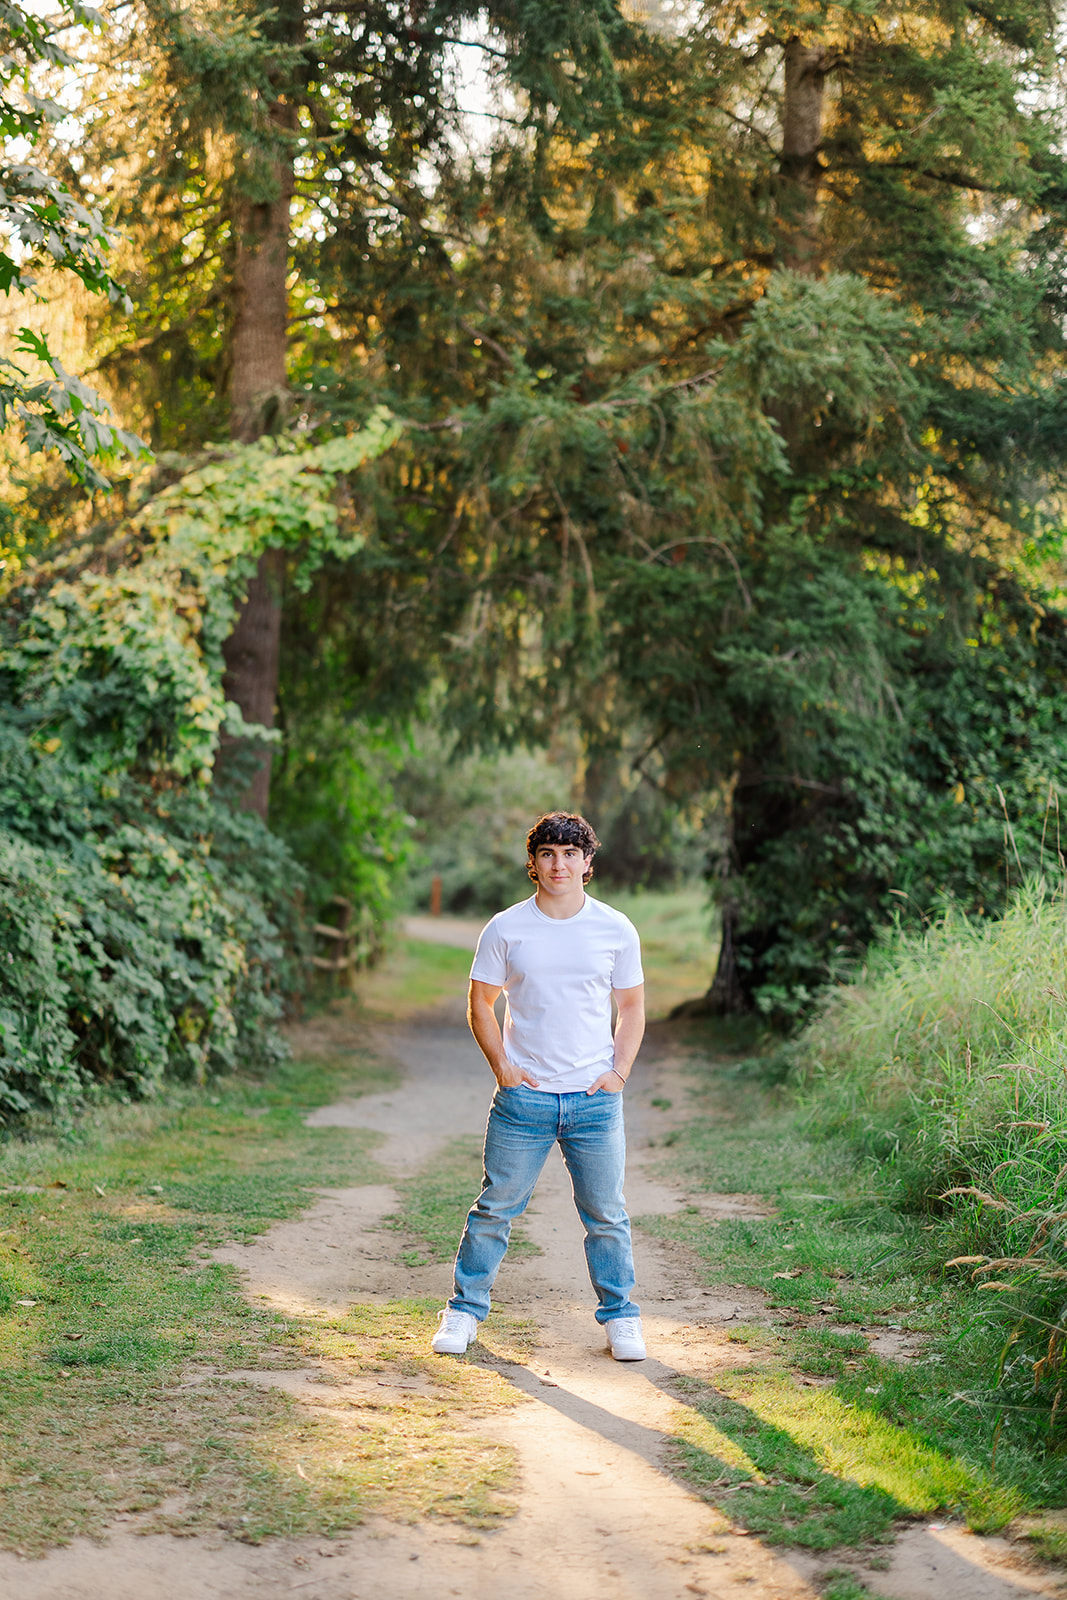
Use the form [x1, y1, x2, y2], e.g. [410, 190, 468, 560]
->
[0, 1, 143, 481]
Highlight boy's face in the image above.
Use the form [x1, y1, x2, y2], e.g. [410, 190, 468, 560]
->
[530, 841, 588, 896]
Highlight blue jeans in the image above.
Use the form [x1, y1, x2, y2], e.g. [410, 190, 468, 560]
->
[448, 1083, 639, 1325]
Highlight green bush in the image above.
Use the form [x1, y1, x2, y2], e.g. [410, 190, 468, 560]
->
[269, 715, 412, 956]
[0, 415, 398, 1117]
[0, 787, 297, 1116]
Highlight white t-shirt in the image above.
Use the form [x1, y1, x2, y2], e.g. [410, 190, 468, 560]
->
[469, 894, 644, 1093]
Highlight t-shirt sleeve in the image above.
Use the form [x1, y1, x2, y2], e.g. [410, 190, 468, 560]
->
[470, 918, 508, 986]
[611, 918, 644, 989]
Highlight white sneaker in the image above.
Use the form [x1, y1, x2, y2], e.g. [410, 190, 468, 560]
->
[431, 1308, 478, 1354]
[605, 1316, 647, 1361]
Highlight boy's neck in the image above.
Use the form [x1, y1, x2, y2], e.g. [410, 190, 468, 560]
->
[534, 886, 587, 921]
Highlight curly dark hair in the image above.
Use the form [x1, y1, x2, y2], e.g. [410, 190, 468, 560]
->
[525, 812, 601, 884]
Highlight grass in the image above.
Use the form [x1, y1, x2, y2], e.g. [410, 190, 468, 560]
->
[794, 880, 1067, 1435]
[0, 1019, 528, 1555]
[387, 1135, 539, 1267]
[351, 936, 473, 1019]
[590, 884, 718, 1019]
[663, 1318, 1018, 1550]
[820, 1573, 876, 1600]
[12, 895, 1067, 1565]
[640, 1025, 1067, 1541]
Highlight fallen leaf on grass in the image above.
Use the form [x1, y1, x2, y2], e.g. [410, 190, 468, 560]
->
[773, 1268, 803, 1280]
[63, 1332, 84, 1341]
[92, 1185, 106, 1198]
[15, 1299, 37, 1307]
[296, 1463, 308, 1480]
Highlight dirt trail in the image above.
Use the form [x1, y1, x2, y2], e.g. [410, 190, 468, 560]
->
[2, 999, 1062, 1600]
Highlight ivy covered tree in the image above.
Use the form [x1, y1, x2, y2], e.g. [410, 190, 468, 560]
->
[58, 0, 633, 814]
[0, 409, 397, 1114]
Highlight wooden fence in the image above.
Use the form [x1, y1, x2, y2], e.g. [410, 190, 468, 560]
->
[307, 896, 382, 979]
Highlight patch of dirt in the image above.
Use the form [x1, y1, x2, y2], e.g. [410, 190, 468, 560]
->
[5, 1007, 1065, 1600]
[864, 1327, 930, 1362]
[403, 914, 485, 949]
[796, 1523, 1067, 1600]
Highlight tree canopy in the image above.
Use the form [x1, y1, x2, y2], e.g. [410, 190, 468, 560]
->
[3, 0, 1067, 1120]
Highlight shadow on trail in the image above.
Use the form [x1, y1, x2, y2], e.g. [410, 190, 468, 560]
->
[484, 1349, 1013, 1553]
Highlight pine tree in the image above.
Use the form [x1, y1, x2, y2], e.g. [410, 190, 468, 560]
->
[47, 0, 1067, 1012]
[65, 0, 633, 815]
[275, 0, 1067, 1012]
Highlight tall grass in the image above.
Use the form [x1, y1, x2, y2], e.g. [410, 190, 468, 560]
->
[797, 880, 1067, 1429]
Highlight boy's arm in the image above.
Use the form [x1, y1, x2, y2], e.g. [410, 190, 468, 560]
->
[586, 983, 645, 1095]
[468, 979, 540, 1088]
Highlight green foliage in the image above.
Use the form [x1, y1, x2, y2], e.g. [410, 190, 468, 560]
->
[263, 0, 1067, 1012]
[797, 879, 1067, 1438]
[269, 716, 413, 948]
[18, 0, 1067, 1021]
[0, 413, 399, 1115]
[644, 1019, 1067, 1514]
[390, 728, 570, 914]
[0, 1, 144, 482]
[69, 0, 632, 450]
[0, 791, 296, 1115]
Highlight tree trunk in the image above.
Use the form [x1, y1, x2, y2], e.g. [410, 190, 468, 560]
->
[778, 37, 828, 274]
[702, 900, 748, 1013]
[219, 128, 295, 818]
[671, 774, 750, 1018]
[230, 147, 294, 444]
[218, 547, 285, 819]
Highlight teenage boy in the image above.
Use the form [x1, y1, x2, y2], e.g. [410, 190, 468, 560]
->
[430, 811, 647, 1361]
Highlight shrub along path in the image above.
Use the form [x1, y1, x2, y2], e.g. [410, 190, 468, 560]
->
[2, 936, 1066, 1599]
